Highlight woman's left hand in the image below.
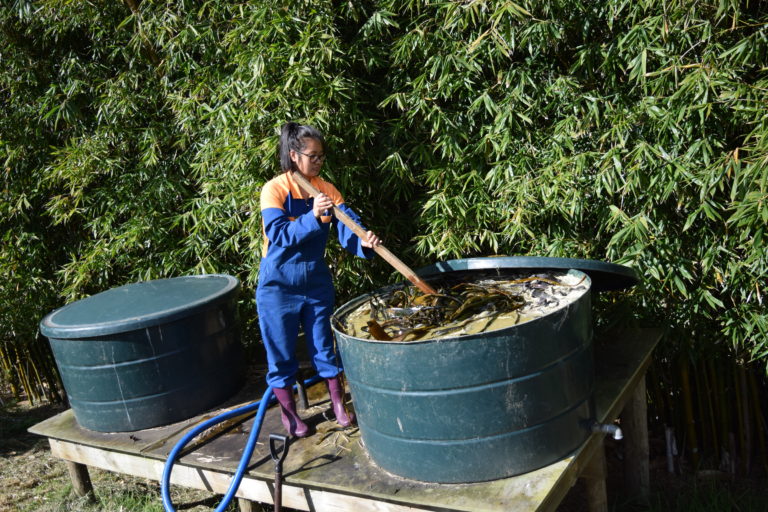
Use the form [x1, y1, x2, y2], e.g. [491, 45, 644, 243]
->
[361, 231, 382, 249]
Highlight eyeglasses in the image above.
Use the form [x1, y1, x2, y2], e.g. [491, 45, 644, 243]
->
[297, 151, 326, 163]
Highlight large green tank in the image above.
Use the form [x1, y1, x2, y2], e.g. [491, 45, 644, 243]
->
[40, 274, 245, 432]
[332, 257, 636, 483]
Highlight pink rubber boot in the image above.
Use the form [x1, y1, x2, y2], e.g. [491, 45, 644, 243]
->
[273, 387, 309, 437]
[326, 376, 355, 427]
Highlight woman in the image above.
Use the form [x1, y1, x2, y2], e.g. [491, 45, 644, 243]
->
[256, 122, 381, 437]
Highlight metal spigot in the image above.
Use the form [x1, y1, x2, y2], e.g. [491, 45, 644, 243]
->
[585, 419, 623, 440]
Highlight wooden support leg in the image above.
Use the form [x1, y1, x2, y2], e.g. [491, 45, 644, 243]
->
[237, 497, 256, 512]
[621, 375, 650, 502]
[296, 378, 308, 411]
[582, 440, 608, 512]
[65, 460, 94, 501]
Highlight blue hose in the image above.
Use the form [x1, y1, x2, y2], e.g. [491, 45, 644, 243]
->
[161, 375, 323, 512]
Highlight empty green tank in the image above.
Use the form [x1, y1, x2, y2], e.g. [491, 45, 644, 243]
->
[40, 274, 245, 432]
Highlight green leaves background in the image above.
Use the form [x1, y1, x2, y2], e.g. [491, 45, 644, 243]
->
[1, 0, 767, 404]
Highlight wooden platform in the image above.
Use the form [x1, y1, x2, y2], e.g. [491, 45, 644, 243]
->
[30, 327, 662, 512]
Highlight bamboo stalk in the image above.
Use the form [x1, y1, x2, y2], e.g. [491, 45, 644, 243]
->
[679, 356, 700, 469]
[649, 360, 680, 472]
[729, 431, 737, 475]
[701, 359, 719, 466]
[18, 340, 47, 404]
[291, 171, 438, 295]
[28, 348, 47, 404]
[706, 358, 724, 467]
[665, 426, 677, 473]
[43, 357, 64, 403]
[733, 361, 746, 476]
[16, 343, 38, 404]
[738, 364, 752, 475]
[31, 337, 62, 402]
[748, 369, 768, 475]
[724, 357, 737, 475]
[693, 360, 712, 461]
[15, 349, 34, 402]
[0, 342, 13, 395]
[44, 343, 64, 402]
[648, 363, 669, 427]
[1, 342, 21, 400]
[716, 357, 732, 468]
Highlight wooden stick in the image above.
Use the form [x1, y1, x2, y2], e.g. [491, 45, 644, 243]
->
[237, 498, 257, 512]
[582, 439, 608, 512]
[621, 376, 650, 502]
[291, 172, 437, 295]
[65, 461, 94, 501]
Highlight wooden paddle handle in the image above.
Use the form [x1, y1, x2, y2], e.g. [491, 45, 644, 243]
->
[291, 172, 437, 295]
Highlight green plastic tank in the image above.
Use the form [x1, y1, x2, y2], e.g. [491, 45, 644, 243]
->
[332, 257, 637, 483]
[39, 274, 245, 432]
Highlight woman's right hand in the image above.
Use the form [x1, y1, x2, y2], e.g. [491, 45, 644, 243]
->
[313, 193, 334, 218]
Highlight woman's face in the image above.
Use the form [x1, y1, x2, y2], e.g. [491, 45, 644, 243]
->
[290, 138, 325, 179]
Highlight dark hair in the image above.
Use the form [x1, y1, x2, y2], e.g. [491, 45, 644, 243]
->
[279, 122, 326, 172]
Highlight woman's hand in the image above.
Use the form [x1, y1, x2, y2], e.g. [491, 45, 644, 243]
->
[312, 193, 334, 218]
[361, 231, 382, 249]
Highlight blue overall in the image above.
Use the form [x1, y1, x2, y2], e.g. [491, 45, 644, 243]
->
[256, 174, 372, 388]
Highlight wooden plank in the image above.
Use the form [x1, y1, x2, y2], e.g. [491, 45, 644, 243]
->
[621, 376, 650, 502]
[536, 434, 601, 512]
[50, 438, 280, 504]
[583, 440, 608, 512]
[65, 460, 94, 500]
[49, 439, 431, 512]
[237, 498, 256, 512]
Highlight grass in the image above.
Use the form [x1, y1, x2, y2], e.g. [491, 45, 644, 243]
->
[644, 479, 768, 512]
[558, 475, 768, 512]
[0, 397, 265, 512]
[24, 476, 240, 512]
[3, 446, 259, 512]
[10, 470, 246, 512]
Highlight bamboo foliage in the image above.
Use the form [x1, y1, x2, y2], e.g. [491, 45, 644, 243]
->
[372, 1, 768, 364]
[0, 0, 403, 401]
[0, 2, 766, 475]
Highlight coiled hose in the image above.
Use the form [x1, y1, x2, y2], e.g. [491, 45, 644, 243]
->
[161, 375, 323, 512]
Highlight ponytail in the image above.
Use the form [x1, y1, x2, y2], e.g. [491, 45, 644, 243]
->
[279, 122, 326, 172]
